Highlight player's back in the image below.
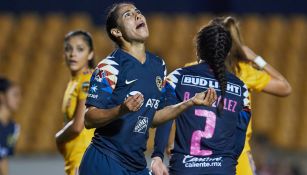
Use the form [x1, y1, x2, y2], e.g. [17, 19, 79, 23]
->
[166, 62, 251, 175]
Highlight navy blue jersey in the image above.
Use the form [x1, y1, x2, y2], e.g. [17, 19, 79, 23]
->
[86, 49, 166, 171]
[154, 63, 251, 175]
[0, 120, 19, 159]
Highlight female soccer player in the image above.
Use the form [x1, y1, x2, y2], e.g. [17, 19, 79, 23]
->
[78, 3, 217, 175]
[153, 23, 251, 175]
[152, 16, 292, 175]
[0, 77, 21, 175]
[55, 30, 95, 175]
[211, 16, 291, 175]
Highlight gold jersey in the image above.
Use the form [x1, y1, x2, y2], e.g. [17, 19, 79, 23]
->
[61, 70, 94, 174]
[236, 62, 270, 152]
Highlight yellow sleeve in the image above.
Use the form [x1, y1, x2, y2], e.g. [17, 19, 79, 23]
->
[77, 73, 91, 100]
[238, 62, 271, 92]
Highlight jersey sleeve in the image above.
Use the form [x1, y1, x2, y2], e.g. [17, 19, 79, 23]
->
[238, 62, 271, 92]
[158, 59, 168, 110]
[164, 69, 182, 106]
[77, 73, 91, 100]
[151, 69, 182, 160]
[86, 57, 120, 109]
[151, 120, 173, 160]
[235, 84, 252, 158]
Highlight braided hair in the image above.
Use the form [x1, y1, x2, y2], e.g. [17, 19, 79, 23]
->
[210, 16, 248, 74]
[196, 24, 232, 115]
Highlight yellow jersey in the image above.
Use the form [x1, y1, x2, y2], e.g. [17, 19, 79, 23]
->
[61, 70, 94, 172]
[236, 62, 270, 152]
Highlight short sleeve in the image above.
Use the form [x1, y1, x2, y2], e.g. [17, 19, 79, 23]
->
[238, 62, 271, 92]
[77, 74, 91, 100]
[235, 84, 252, 158]
[86, 57, 120, 109]
[164, 69, 182, 106]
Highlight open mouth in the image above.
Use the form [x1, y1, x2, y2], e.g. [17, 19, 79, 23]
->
[69, 60, 78, 65]
[136, 22, 145, 29]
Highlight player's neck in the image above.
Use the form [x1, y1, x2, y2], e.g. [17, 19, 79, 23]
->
[71, 67, 89, 78]
[0, 106, 11, 125]
[121, 42, 146, 64]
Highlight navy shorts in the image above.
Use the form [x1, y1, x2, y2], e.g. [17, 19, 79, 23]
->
[79, 145, 151, 175]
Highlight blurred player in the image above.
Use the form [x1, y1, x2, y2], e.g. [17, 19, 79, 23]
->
[0, 77, 21, 175]
[55, 30, 95, 175]
[152, 23, 251, 175]
[78, 3, 217, 175]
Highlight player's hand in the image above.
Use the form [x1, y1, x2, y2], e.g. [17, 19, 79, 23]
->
[166, 143, 173, 157]
[150, 157, 169, 175]
[192, 88, 217, 106]
[242, 45, 258, 61]
[122, 93, 144, 112]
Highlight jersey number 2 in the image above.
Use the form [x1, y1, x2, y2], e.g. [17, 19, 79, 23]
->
[190, 109, 216, 156]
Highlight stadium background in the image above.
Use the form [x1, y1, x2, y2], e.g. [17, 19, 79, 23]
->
[0, 0, 307, 174]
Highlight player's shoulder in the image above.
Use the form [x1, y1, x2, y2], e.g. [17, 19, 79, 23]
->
[227, 71, 246, 88]
[96, 51, 121, 72]
[81, 69, 93, 79]
[166, 68, 183, 83]
[6, 120, 17, 131]
[146, 51, 165, 66]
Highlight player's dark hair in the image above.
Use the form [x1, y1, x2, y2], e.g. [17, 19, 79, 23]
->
[105, 2, 134, 46]
[210, 16, 248, 74]
[196, 24, 232, 115]
[64, 30, 95, 69]
[0, 77, 13, 93]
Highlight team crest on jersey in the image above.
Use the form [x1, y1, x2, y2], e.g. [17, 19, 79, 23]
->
[156, 76, 163, 91]
[133, 116, 148, 134]
[81, 82, 90, 93]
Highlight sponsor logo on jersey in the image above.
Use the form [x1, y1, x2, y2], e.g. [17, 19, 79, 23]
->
[156, 76, 163, 91]
[88, 85, 99, 99]
[181, 75, 241, 96]
[134, 116, 148, 134]
[182, 155, 223, 168]
[90, 85, 98, 93]
[145, 98, 160, 109]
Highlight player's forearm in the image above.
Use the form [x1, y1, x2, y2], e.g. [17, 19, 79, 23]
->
[152, 100, 194, 127]
[0, 158, 8, 175]
[263, 64, 292, 96]
[55, 120, 81, 144]
[151, 120, 173, 160]
[84, 105, 128, 129]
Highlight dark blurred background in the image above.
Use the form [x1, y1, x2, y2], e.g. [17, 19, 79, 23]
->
[0, 0, 306, 174]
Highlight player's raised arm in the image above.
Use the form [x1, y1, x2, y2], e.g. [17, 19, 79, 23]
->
[152, 88, 217, 127]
